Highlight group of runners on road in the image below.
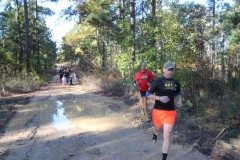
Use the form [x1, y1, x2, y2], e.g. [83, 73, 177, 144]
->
[58, 62, 182, 160]
[58, 65, 77, 85]
[134, 61, 182, 160]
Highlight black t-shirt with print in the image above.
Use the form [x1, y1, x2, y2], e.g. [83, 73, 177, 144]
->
[148, 76, 181, 110]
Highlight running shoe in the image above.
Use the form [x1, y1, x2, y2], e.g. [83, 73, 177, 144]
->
[140, 108, 144, 115]
[152, 134, 157, 144]
[146, 117, 151, 122]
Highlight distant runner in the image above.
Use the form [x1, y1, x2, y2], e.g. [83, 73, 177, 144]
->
[64, 68, 70, 85]
[134, 62, 155, 122]
[58, 65, 64, 83]
[146, 61, 182, 160]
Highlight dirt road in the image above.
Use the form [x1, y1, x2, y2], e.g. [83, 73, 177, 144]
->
[0, 78, 207, 160]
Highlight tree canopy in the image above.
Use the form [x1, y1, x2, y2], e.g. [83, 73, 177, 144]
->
[0, 0, 57, 74]
[60, 0, 240, 82]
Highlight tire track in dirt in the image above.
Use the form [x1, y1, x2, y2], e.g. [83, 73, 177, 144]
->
[0, 81, 207, 160]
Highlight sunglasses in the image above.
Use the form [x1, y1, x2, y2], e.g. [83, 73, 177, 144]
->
[167, 68, 174, 71]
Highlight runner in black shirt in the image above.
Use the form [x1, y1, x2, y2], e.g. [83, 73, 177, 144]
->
[146, 62, 182, 160]
[149, 76, 181, 110]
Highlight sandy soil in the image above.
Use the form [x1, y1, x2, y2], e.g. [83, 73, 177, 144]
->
[0, 76, 207, 160]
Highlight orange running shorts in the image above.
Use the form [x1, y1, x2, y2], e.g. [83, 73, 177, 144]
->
[152, 109, 177, 127]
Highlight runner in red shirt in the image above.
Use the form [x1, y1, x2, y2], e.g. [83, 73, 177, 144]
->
[134, 62, 155, 122]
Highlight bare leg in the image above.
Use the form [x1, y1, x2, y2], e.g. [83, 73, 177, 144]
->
[162, 123, 173, 154]
[152, 125, 161, 144]
[153, 126, 161, 136]
[141, 97, 148, 117]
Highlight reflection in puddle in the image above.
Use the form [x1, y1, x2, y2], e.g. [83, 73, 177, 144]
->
[49, 99, 127, 132]
[51, 100, 72, 130]
[7, 97, 128, 133]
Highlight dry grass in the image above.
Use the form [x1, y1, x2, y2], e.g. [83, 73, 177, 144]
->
[0, 74, 47, 97]
[80, 71, 124, 95]
[78, 71, 139, 104]
[81, 74, 102, 92]
[176, 89, 240, 159]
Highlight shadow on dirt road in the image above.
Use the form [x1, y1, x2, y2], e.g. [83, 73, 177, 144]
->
[0, 79, 207, 160]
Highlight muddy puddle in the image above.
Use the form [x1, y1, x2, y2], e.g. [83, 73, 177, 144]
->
[0, 86, 208, 160]
[5, 95, 128, 134]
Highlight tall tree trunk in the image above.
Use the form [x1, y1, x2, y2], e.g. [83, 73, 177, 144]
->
[140, 0, 145, 61]
[156, 0, 163, 71]
[97, 29, 100, 55]
[220, 33, 225, 80]
[102, 41, 106, 70]
[197, 25, 204, 69]
[109, 38, 113, 68]
[238, 46, 240, 77]
[130, 0, 135, 76]
[227, 53, 234, 80]
[35, 0, 40, 73]
[24, 0, 30, 71]
[15, 0, 24, 72]
[234, 0, 240, 77]
[211, 0, 216, 79]
[119, 0, 124, 20]
[150, 0, 157, 71]
[150, 0, 156, 17]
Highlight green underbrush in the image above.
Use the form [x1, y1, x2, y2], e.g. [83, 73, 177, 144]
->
[0, 71, 50, 97]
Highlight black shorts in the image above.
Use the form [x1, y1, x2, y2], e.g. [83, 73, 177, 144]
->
[139, 91, 146, 97]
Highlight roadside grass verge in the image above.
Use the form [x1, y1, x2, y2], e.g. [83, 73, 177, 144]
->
[79, 71, 240, 159]
[176, 88, 240, 159]
[79, 71, 139, 104]
[0, 71, 49, 97]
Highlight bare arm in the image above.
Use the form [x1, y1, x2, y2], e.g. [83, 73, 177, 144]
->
[147, 95, 159, 101]
[175, 95, 182, 108]
[147, 95, 170, 103]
